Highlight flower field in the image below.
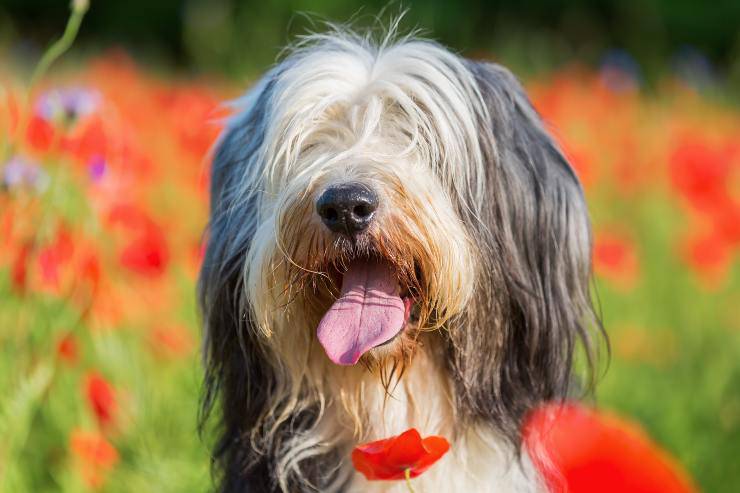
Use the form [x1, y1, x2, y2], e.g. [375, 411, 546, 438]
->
[1, 49, 738, 492]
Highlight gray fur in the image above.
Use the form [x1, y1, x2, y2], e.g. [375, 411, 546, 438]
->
[444, 61, 602, 444]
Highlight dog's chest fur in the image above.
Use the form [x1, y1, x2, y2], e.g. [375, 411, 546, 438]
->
[321, 348, 540, 492]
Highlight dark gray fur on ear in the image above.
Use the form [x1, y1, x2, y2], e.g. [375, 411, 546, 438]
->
[444, 60, 603, 445]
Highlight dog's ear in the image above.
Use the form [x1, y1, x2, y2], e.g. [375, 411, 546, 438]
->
[445, 62, 603, 444]
[198, 75, 280, 492]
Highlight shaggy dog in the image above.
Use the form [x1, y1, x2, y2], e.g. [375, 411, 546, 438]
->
[198, 26, 602, 492]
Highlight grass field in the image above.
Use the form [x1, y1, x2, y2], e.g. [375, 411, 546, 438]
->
[1, 48, 739, 492]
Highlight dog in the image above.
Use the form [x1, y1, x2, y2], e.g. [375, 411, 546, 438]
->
[198, 26, 602, 493]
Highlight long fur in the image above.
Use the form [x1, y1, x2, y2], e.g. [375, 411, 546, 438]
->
[199, 27, 602, 493]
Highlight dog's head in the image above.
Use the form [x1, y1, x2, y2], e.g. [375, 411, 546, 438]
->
[199, 29, 602, 489]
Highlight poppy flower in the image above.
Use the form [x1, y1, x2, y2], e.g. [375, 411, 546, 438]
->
[351, 428, 450, 481]
[84, 372, 117, 428]
[156, 85, 222, 158]
[524, 403, 696, 493]
[119, 223, 169, 278]
[57, 333, 79, 364]
[76, 246, 102, 296]
[669, 135, 733, 214]
[61, 115, 108, 167]
[105, 203, 170, 277]
[561, 141, 595, 189]
[10, 242, 33, 294]
[681, 230, 732, 288]
[37, 225, 75, 292]
[26, 114, 56, 152]
[593, 230, 640, 289]
[106, 202, 152, 231]
[69, 428, 119, 489]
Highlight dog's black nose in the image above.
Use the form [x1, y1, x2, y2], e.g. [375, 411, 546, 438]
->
[316, 183, 378, 235]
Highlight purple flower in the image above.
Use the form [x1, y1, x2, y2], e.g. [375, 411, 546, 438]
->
[35, 87, 101, 124]
[88, 155, 107, 182]
[2, 155, 49, 193]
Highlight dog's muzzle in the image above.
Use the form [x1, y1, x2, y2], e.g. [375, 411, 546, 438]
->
[313, 182, 413, 365]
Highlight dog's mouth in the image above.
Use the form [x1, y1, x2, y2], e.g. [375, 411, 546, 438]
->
[316, 257, 417, 365]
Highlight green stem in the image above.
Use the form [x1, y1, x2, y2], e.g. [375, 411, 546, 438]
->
[10, 1, 90, 159]
[29, 1, 89, 89]
[404, 468, 415, 493]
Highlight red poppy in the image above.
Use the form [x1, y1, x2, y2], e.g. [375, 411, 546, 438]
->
[561, 140, 595, 189]
[352, 428, 450, 481]
[77, 246, 102, 295]
[669, 135, 734, 214]
[156, 85, 222, 158]
[84, 372, 117, 428]
[57, 333, 78, 364]
[681, 230, 733, 288]
[119, 223, 169, 278]
[593, 230, 640, 289]
[524, 403, 696, 493]
[106, 202, 152, 230]
[10, 242, 33, 294]
[69, 428, 119, 489]
[37, 226, 75, 291]
[105, 203, 170, 278]
[60, 116, 108, 166]
[26, 114, 56, 152]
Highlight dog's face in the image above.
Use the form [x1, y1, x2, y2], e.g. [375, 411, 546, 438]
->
[199, 31, 601, 491]
[242, 40, 490, 369]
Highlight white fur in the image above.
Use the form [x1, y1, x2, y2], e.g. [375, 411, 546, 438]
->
[343, 349, 542, 493]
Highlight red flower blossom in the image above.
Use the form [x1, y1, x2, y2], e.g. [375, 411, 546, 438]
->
[106, 202, 151, 230]
[119, 223, 169, 277]
[57, 333, 78, 364]
[77, 247, 102, 295]
[26, 114, 56, 152]
[681, 230, 733, 288]
[10, 242, 33, 294]
[37, 225, 75, 291]
[524, 403, 696, 493]
[157, 85, 223, 158]
[69, 428, 119, 489]
[593, 230, 640, 289]
[61, 116, 108, 166]
[561, 141, 595, 189]
[84, 372, 117, 428]
[669, 135, 734, 214]
[106, 203, 170, 278]
[352, 428, 450, 481]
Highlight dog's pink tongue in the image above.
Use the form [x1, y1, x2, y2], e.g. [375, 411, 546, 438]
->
[317, 259, 405, 365]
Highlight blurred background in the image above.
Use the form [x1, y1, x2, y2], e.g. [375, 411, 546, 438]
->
[3, 0, 740, 85]
[1, 1, 738, 492]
